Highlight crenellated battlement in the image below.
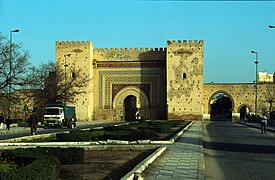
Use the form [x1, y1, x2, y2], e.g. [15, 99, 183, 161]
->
[167, 40, 204, 47]
[93, 47, 166, 53]
[93, 47, 166, 61]
[56, 41, 93, 48]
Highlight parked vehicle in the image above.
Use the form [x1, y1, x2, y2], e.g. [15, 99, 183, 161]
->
[43, 103, 76, 128]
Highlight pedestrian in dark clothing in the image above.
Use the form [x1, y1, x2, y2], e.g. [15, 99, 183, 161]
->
[5, 117, 11, 131]
[247, 113, 251, 123]
[27, 111, 38, 135]
[251, 114, 256, 123]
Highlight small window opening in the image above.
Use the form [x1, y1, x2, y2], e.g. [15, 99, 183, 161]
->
[182, 73, 187, 79]
[72, 72, 76, 78]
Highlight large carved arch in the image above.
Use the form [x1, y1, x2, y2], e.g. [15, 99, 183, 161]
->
[113, 86, 150, 120]
[208, 90, 235, 114]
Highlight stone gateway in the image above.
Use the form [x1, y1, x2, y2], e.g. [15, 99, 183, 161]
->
[55, 40, 275, 122]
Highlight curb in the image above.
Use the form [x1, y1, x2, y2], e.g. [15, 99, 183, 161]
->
[120, 121, 195, 180]
[170, 120, 194, 142]
[121, 146, 167, 180]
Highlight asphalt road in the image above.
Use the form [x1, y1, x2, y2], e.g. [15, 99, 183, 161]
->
[203, 121, 275, 180]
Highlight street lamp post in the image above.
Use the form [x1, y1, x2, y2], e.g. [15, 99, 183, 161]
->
[64, 54, 71, 106]
[251, 51, 259, 116]
[8, 29, 19, 119]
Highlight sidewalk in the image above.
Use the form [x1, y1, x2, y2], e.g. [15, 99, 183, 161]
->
[142, 122, 205, 180]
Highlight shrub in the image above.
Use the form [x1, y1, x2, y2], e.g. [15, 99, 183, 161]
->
[103, 125, 134, 131]
[104, 131, 133, 140]
[170, 120, 185, 127]
[0, 155, 60, 180]
[137, 129, 156, 140]
[147, 121, 174, 133]
[1, 147, 84, 165]
[90, 130, 105, 140]
[104, 129, 156, 141]
[57, 130, 106, 141]
[56, 131, 93, 142]
[0, 158, 17, 174]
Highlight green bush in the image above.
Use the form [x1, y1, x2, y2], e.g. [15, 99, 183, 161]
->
[147, 121, 174, 133]
[137, 129, 156, 140]
[56, 131, 93, 142]
[103, 125, 134, 131]
[170, 120, 185, 127]
[53, 120, 187, 142]
[2, 147, 84, 165]
[0, 158, 17, 174]
[16, 120, 27, 127]
[104, 131, 133, 140]
[90, 130, 105, 139]
[156, 124, 173, 133]
[0, 155, 60, 180]
[104, 129, 156, 141]
[57, 130, 106, 141]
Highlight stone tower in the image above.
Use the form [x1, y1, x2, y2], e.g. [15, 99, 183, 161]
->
[55, 41, 94, 121]
[166, 40, 204, 120]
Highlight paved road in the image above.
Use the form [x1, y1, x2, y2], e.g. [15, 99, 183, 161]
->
[203, 121, 275, 180]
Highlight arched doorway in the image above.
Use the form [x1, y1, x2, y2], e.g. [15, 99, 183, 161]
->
[209, 92, 233, 121]
[238, 105, 252, 119]
[124, 95, 137, 121]
[113, 86, 150, 121]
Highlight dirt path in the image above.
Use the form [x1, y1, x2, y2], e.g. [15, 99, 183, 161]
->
[59, 149, 155, 180]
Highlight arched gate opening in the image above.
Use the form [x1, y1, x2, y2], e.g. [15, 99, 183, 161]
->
[209, 92, 233, 121]
[113, 86, 150, 121]
[124, 95, 137, 121]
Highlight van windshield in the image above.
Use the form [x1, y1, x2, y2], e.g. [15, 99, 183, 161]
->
[44, 109, 60, 115]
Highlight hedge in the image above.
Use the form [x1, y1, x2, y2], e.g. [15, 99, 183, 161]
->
[56, 130, 105, 142]
[53, 120, 186, 142]
[1, 147, 84, 165]
[103, 125, 136, 131]
[0, 155, 59, 180]
[104, 129, 156, 141]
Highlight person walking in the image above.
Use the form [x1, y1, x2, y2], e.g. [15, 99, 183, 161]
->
[5, 117, 11, 131]
[0, 113, 4, 130]
[27, 110, 38, 135]
[261, 113, 268, 134]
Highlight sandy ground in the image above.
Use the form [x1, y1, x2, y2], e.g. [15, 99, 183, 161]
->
[59, 149, 155, 180]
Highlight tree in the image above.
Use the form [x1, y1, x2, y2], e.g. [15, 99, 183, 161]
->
[49, 64, 91, 104]
[0, 33, 30, 92]
[263, 84, 275, 118]
[24, 61, 56, 119]
[27, 61, 90, 113]
[0, 33, 30, 117]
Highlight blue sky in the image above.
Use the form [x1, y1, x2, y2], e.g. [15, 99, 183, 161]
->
[1, 0, 275, 83]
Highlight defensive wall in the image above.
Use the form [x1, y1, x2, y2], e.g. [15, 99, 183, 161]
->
[55, 40, 275, 122]
[203, 83, 275, 121]
[166, 40, 204, 120]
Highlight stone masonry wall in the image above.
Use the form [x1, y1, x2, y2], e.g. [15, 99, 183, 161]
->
[203, 83, 275, 115]
[166, 40, 204, 120]
[56, 41, 94, 121]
